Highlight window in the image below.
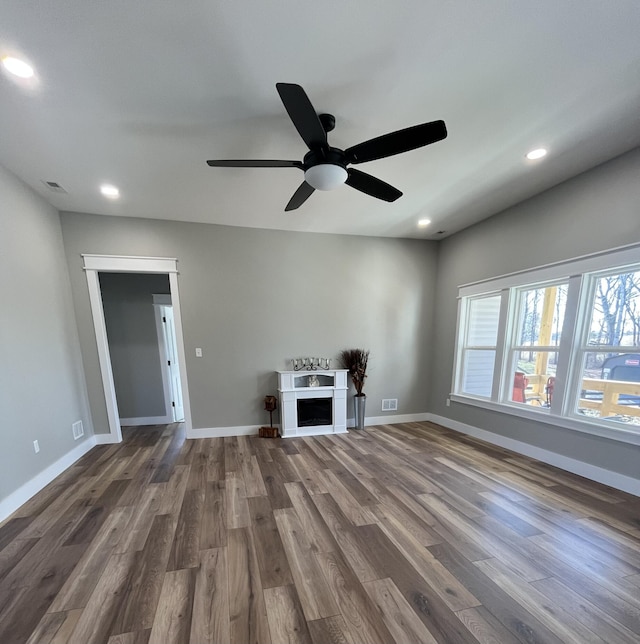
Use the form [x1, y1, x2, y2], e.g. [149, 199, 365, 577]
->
[458, 295, 501, 398]
[574, 269, 640, 424]
[452, 244, 640, 443]
[506, 283, 567, 406]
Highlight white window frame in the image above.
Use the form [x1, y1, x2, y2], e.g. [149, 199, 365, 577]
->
[500, 279, 570, 411]
[568, 266, 640, 421]
[454, 292, 502, 400]
[451, 242, 640, 446]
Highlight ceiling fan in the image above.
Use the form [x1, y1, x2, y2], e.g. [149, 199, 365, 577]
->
[206, 83, 447, 211]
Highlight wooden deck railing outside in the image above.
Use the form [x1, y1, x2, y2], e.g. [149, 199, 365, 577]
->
[522, 374, 640, 418]
[579, 377, 640, 418]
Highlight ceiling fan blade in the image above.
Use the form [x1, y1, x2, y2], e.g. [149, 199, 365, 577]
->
[345, 168, 402, 202]
[206, 159, 303, 168]
[285, 181, 315, 211]
[345, 120, 447, 164]
[276, 83, 328, 150]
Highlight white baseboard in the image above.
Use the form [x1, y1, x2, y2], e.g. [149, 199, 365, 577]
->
[187, 425, 262, 439]
[427, 413, 640, 497]
[347, 412, 430, 428]
[94, 433, 119, 445]
[119, 415, 172, 427]
[187, 414, 431, 439]
[0, 435, 98, 522]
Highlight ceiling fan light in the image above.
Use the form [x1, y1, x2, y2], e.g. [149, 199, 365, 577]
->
[304, 164, 348, 191]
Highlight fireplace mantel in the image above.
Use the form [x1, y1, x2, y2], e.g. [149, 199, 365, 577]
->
[277, 369, 348, 438]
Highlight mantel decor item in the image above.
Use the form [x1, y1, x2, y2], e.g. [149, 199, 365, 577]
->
[259, 395, 279, 438]
[339, 348, 369, 430]
[292, 357, 332, 371]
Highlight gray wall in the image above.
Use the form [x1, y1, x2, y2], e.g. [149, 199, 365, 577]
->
[3, 144, 638, 508]
[0, 165, 93, 504]
[429, 147, 640, 479]
[60, 213, 438, 433]
[100, 272, 170, 420]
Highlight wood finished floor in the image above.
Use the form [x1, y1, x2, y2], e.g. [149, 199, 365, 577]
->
[1, 422, 640, 644]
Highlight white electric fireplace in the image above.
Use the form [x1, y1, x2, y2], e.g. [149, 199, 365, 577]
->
[277, 369, 348, 438]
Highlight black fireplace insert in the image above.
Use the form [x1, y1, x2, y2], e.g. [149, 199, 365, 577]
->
[297, 397, 332, 427]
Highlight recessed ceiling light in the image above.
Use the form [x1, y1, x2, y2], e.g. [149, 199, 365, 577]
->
[418, 218, 431, 227]
[526, 148, 547, 160]
[1, 56, 34, 78]
[100, 184, 120, 199]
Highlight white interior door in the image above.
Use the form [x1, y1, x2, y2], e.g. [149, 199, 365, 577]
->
[161, 306, 184, 422]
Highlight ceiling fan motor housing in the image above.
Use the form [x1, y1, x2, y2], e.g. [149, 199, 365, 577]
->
[319, 113, 336, 132]
[302, 147, 346, 170]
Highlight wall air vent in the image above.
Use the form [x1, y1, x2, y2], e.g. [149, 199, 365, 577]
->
[72, 420, 84, 440]
[42, 180, 68, 194]
[382, 398, 398, 411]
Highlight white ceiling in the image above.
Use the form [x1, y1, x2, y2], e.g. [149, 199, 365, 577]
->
[1, 1, 640, 239]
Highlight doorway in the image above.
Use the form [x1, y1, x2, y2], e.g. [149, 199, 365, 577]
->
[153, 295, 185, 422]
[83, 255, 192, 443]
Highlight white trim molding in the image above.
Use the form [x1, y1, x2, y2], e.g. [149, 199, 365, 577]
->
[348, 412, 430, 428]
[82, 254, 178, 273]
[188, 412, 431, 438]
[0, 436, 97, 522]
[427, 413, 640, 497]
[449, 393, 640, 446]
[94, 433, 119, 445]
[85, 269, 123, 442]
[82, 254, 193, 443]
[152, 300, 175, 422]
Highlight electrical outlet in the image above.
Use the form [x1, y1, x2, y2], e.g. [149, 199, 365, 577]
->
[382, 398, 398, 411]
[33, 440, 40, 453]
[195, 347, 203, 357]
[446, 397, 451, 407]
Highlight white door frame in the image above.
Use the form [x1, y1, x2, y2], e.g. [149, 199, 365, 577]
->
[152, 294, 176, 422]
[160, 305, 184, 422]
[83, 254, 193, 443]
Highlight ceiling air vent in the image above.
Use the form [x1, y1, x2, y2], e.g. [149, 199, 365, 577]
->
[42, 180, 68, 194]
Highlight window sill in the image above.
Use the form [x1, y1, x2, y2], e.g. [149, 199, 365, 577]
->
[449, 394, 640, 446]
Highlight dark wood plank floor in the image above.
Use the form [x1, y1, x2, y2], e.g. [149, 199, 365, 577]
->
[1, 421, 639, 644]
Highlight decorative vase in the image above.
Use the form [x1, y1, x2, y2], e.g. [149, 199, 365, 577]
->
[354, 394, 366, 430]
